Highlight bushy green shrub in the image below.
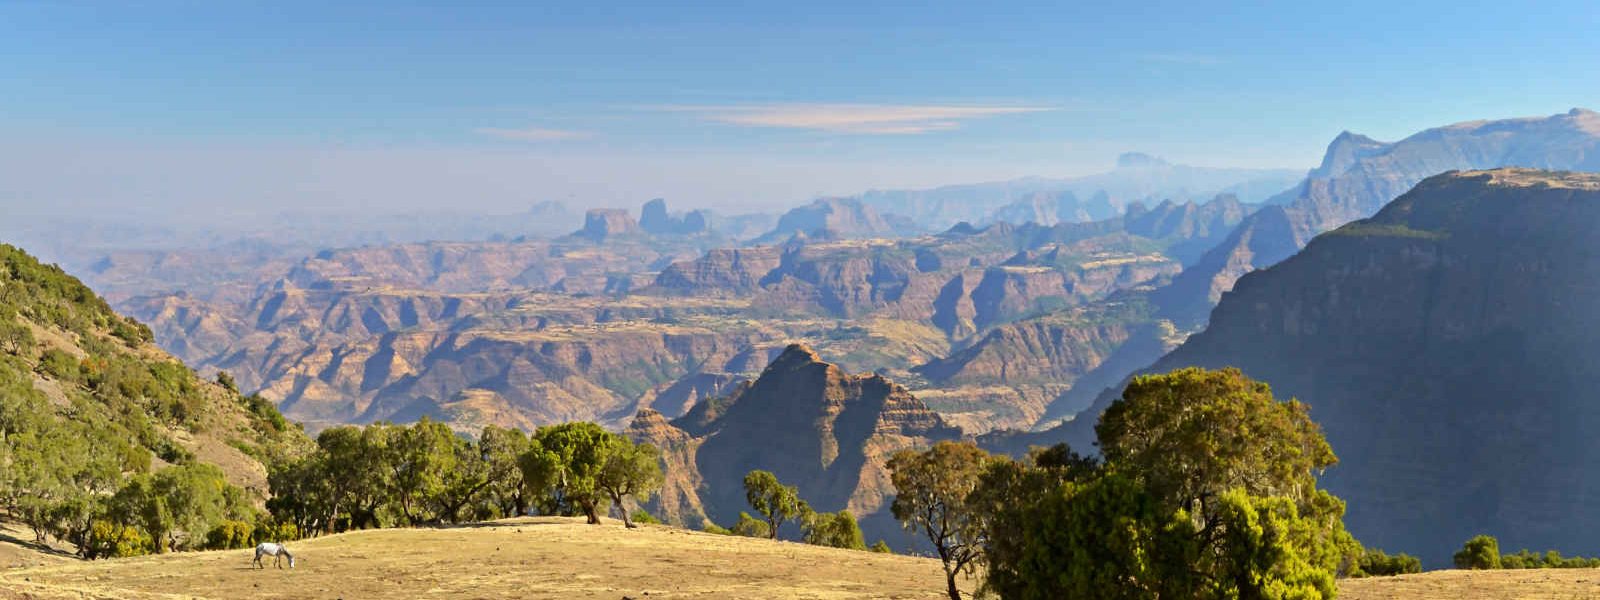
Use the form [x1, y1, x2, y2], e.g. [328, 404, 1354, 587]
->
[630, 509, 661, 525]
[802, 510, 866, 550]
[86, 520, 149, 559]
[1356, 548, 1422, 576]
[731, 511, 770, 538]
[204, 520, 256, 550]
[1454, 535, 1502, 570]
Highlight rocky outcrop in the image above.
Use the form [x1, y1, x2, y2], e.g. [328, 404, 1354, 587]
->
[628, 344, 961, 535]
[1156, 108, 1600, 326]
[640, 199, 711, 236]
[1029, 169, 1600, 565]
[578, 208, 643, 240]
[641, 372, 747, 418]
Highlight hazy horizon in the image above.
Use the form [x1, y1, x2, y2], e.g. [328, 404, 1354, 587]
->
[3, 2, 1597, 220]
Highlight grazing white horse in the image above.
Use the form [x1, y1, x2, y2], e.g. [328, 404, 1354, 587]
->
[253, 542, 296, 569]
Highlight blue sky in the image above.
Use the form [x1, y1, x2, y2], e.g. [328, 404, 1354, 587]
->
[2, 1, 1597, 216]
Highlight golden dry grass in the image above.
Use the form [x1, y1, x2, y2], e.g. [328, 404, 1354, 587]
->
[0, 517, 971, 600]
[1340, 568, 1600, 600]
[9, 518, 1600, 599]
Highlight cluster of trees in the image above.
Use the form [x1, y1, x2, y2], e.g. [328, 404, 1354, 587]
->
[1453, 535, 1600, 570]
[266, 420, 663, 534]
[697, 469, 887, 553]
[0, 244, 303, 559]
[888, 367, 1365, 600]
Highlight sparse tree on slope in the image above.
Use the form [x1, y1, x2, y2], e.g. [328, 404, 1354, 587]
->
[887, 441, 994, 600]
[743, 470, 802, 540]
[597, 436, 662, 528]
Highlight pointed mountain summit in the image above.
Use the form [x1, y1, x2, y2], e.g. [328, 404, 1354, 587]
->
[627, 343, 960, 534]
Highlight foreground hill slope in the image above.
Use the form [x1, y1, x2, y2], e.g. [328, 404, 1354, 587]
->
[0, 517, 971, 600]
[0, 244, 310, 497]
[1047, 169, 1600, 564]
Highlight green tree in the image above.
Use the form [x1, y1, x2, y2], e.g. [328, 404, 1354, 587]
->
[597, 436, 663, 528]
[1207, 490, 1338, 599]
[520, 422, 615, 524]
[989, 473, 1197, 600]
[478, 425, 532, 518]
[1098, 368, 1358, 587]
[1097, 367, 1336, 513]
[887, 441, 993, 600]
[801, 509, 867, 550]
[870, 540, 893, 553]
[1454, 535, 1502, 570]
[742, 470, 802, 540]
[982, 368, 1359, 599]
[385, 418, 459, 524]
[731, 511, 771, 538]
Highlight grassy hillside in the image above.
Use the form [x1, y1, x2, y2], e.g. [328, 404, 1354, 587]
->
[0, 243, 312, 556]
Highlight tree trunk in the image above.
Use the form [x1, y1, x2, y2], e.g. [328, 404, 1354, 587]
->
[612, 493, 635, 528]
[944, 570, 962, 600]
[581, 500, 600, 525]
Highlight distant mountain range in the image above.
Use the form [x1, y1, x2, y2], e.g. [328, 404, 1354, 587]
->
[1155, 108, 1600, 326]
[853, 152, 1302, 230]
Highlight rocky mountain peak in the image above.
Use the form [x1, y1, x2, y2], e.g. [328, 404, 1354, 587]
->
[640, 198, 710, 235]
[1116, 152, 1171, 169]
[1311, 130, 1389, 179]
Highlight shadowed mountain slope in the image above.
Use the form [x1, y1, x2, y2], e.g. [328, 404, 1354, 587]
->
[1008, 169, 1600, 565]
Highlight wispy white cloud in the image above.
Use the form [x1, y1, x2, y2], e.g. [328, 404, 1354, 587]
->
[474, 127, 593, 141]
[658, 103, 1054, 135]
[1138, 52, 1224, 65]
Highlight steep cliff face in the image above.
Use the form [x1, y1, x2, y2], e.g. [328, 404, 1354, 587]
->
[1044, 170, 1600, 564]
[578, 208, 644, 240]
[1158, 108, 1600, 326]
[623, 409, 709, 526]
[640, 199, 711, 236]
[628, 344, 962, 533]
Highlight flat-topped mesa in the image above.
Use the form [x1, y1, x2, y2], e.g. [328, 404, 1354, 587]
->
[577, 208, 643, 240]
